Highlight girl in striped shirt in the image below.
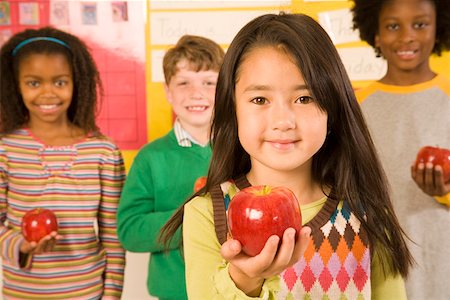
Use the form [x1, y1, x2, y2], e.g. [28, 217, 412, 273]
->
[0, 27, 126, 299]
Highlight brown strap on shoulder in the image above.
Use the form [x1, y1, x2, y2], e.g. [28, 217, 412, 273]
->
[211, 175, 251, 245]
[234, 174, 251, 190]
[211, 184, 228, 245]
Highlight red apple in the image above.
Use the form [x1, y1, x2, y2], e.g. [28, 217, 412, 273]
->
[415, 146, 450, 183]
[22, 208, 58, 242]
[193, 176, 207, 192]
[227, 185, 302, 256]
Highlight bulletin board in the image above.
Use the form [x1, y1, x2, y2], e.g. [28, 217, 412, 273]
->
[146, 0, 450, 157]
[0, 0, 147, 160]
[3, 0, 448, 170]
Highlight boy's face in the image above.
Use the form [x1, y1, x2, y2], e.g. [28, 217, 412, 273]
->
[164, 59, 218, 132]
[375, 0, 436, 76]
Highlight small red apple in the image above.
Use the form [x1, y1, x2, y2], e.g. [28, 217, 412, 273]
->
[193, 176, 207, 192]
[415, 146, 450, 183]
[227, 185, 302, 256]
[22, 208, 58, 242]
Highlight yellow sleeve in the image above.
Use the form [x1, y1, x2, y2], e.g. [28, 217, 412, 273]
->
[371, 253, 407, 300]
[183, 195, 278, 300]
[434, 192, 450, 207]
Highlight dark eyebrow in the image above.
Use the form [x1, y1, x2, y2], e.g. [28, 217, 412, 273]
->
[22, 74, 71, 79]
[243, 84, 308, 92]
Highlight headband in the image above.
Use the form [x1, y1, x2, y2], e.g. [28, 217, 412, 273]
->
[12, 37, 70, 56]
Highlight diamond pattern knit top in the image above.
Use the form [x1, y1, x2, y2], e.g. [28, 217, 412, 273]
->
[211, 175, 371, 299]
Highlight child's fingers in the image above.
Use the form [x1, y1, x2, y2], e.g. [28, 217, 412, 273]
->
[269, 228, 296, 271]
[20, 240, 36, 254]
[425, 163, 435, 188]
[256, 235, 280, 268]
[220, 239, 242, 261]
[433, 166, 450, 195]
[291, 226, 311, 264]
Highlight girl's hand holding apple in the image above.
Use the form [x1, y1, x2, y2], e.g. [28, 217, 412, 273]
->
[411, 146, 450, 197]
[21, 208, 61, 254]
[20, 231, 61, 255]
[220, 226, 311, 297]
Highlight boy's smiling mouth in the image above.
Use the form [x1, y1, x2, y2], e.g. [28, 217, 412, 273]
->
[187, 105, 208, 112]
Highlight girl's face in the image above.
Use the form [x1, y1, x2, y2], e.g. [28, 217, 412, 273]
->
[375, 0, 436, 77]
[235, 46, 328, 178]
[18, 53, 73, 128]
[165, 59, 218, 132]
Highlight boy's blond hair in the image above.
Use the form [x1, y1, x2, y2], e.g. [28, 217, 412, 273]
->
[163, 35, 224, 84]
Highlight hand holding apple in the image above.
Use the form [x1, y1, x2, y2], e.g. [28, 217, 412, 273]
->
[412, 146, 450, 197]
[227, 185, 302, 256]
[22, 208, 58, 243]
[414, 146, 450, 183]
[221, 225, 311, 295]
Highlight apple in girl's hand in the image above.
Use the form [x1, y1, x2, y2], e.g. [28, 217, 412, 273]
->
[227, 185, 302, 256]
[193, 176, 207, 192]
[22, 208, 58, 242]
[415, 146, 450, 183]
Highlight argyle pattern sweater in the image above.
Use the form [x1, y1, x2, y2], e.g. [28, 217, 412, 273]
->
[277, 199, 370, 299]
[212, 177, 371, 299]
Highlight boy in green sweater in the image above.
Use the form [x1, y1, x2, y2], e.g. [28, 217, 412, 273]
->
[117, 35, 224, 300]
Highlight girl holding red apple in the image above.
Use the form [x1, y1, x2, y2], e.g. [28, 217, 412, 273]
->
[352, 0, 450, 298]
[0, 27, 126, 299]
[161, 13, 413, 299]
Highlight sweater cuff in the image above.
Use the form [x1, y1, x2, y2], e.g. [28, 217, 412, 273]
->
[435, 192, 450, 207]
[213, 262, 279, 299]
[2, 233, 33, 269]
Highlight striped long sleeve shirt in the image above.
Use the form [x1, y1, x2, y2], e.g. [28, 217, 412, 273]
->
[0, 129, 126, 299]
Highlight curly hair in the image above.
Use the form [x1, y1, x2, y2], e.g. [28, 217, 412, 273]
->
[0, 26, 102, 135]
[351, 0, 450, 56]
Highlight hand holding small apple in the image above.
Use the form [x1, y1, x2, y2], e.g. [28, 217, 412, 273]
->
[221, 226, 311, 297]
[20, 231, 61, 255]
[411, 146, 450, 197]
[21, 208, 61, 254]
[222, 185, 310, 296]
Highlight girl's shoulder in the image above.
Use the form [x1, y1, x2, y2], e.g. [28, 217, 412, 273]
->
[0, 128, 37, 146]
[81, 133, 120, 151]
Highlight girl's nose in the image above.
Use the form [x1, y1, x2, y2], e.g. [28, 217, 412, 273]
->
[271, 102, 296, 131]
[399, 26, 416, 43]
[41, 83, 55, 96]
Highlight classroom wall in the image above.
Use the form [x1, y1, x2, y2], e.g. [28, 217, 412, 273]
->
[1, 0, 449, 299]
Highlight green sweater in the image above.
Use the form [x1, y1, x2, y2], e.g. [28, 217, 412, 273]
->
[117, 129, 211, 300]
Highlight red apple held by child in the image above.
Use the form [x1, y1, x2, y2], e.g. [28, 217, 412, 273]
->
[193, 176, 207, 192]
[227, 185, 302, 256]
[22, 208, 58, 242]
[415, 146, 450, 183]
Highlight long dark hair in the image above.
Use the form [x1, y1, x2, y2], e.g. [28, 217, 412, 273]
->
[161, 13, 412, 277]
[0, 26, 102, 135]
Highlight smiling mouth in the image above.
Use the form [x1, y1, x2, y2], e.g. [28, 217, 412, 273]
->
[396, 50, 417, 59]
[267, 140, 297, 150]
[187, 106, 208, 112]
[37, 104, 61, 113]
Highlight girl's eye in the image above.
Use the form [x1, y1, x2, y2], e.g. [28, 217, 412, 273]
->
[205, 81, 217, 86]
[55, 80, 67, 87]
[26, 81, 40, 87]
[250, 97, 268, 105]
[386, 23, 399, 31]
[414, 22, 427, 29]
[295, 96, 314, 104]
